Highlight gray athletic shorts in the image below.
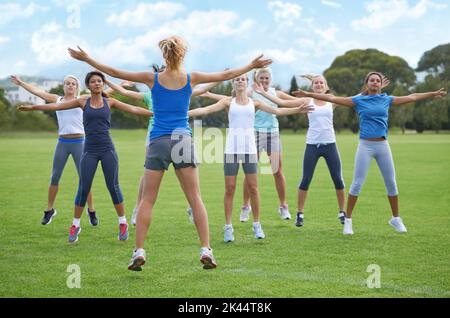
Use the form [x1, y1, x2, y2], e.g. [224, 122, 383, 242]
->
[224, 154, 258, 176]
[256, 130, 281, 153]
[145, 135, 198, 170]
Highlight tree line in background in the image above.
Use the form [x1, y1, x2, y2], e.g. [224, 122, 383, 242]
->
[1, 43, 449, 133]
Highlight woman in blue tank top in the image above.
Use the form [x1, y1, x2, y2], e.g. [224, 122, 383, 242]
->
[295, 71, 446, 235]
[69, 36, 273, 271]
[18, 71, 153, 244]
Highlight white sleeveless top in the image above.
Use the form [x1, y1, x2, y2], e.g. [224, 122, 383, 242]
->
[306, 99, 336, 144]
[225, 98, 257, 154]
[56, 97, 84, 135]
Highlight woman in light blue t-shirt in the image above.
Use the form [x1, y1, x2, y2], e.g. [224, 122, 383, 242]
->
[295, 71, 446, 235]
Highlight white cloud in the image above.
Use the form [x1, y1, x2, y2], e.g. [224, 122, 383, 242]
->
[107, 2, 186, 27]
[268, 1, 302, 27]
[95, 10, 255, 65]
[238, 48, 306, 65]
[321, 0, 342, 8]
[31, 22, 86, 65]
[0, 36, 10, 44]
[352, 0, 448, 31]
[52, 0, 92, 6]
[0, 2, 47, 25]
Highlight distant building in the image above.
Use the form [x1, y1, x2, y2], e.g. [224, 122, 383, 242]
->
[6, 80, 61, 105]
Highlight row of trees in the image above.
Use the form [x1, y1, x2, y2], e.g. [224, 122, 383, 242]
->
[1, 43, 449, 133]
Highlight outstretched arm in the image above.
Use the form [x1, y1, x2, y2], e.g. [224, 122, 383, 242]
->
[192, 82, 222, 97]
[68, 46, 153, 86]
[105, 79, 144, 101]
[11, 75, 59, 103]
[188, 98, 230, 117]
[253, 83, 307, 107]
[200, 91, 230, 101]
[276, 90, 297, 100]
[190, 54, 272, 85]
[109, 98, 153, 117]
[392, 88, 447, 106]
[254, 100, 313, 116]
[294, 89, 355, 107]
[17, 98, 84, 111]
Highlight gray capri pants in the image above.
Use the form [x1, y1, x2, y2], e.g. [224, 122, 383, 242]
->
[349, 139, 398, 196]
[50, 137, 85, 185]
[224, 154, 258, 176]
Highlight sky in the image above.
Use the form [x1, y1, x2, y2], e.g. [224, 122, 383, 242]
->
[0, 0, 449, 89]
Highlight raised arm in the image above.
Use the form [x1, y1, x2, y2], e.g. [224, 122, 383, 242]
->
[254, 100, 313, 116]
[11, 75, 59, 103]
[188, 98, 230, 117]
[294, 89, 355, 107]
[105, 79, 144, 101]
[68, 46, 153, 86]
[253, 83, 307, 107]
[109, 98, 153, 117]
[392, 88, 447, 106]
[192, 82, 222, 97]
[190, 54, 272, 86]
[17, 98, 84, 112]
[276, 90, 297, 100]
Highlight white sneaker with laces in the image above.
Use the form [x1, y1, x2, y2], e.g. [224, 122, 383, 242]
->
[131, 208, 138, 226]
[253, 222, 265, 239]
[128, 248, 146, 271]
[240, 205, 251, 222]
[200, 247, 217, 269]
[224, 224, 234, 242]
[389, 217, 407, 233]
[343, 218, 354, 235]
[279, 205, 291, 220]
[187, 206, 194, 224]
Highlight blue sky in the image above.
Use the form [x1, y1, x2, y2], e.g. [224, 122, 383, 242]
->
[1, 0, 449, 89]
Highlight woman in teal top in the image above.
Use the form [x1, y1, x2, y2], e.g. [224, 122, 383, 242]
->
[295, 71, 446, 235]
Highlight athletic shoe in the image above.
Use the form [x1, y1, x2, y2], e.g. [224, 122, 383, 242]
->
[338, 211, 346, 225]
[187, 206, 194, 224]
[200, 247, 217, 270]
[128, 248, 146, 271]
[224, 224, 234, 243]
[389, 217, 407, 233]
[41, 209, 57, 225]
[279, 205, 291, 220]
[88, 209, 98, 226]
[68, 225, 81, 243]
[253, 222, 265, 239]
[131, 208, 138, 226]
[118, 223, 129, 241]
[295, 212, 304, 227]
[239, 205, 251, 222]
[343, 218, 354, 235]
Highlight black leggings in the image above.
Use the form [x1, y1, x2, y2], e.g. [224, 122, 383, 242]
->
[299, 143, 345, 191]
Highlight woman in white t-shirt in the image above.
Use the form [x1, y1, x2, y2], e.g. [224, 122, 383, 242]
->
[11, 75, 96, 226]
[189, 74, 312, 243]
[253, 75, 346, 228]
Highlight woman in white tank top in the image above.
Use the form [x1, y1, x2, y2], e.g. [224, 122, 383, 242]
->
[189, 74, 312, 243]
[10, 75, 96, 225]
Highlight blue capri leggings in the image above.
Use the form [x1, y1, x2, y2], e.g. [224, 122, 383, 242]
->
[299, 143, 345, 191]
[75, 149, 123, 207]
[349, 139, 398, 196]
[50, 137, 84, 185]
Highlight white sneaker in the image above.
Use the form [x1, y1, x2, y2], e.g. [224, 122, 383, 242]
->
[200, 247, 217, 269]
[343, 218, 354, 235]
[389, 217, 407, 233]
[240, 205, 251, 222]
[224, 224, 234, 243]
[128, 248, 146, 271]
[187, 206, 194, 224]
[131, 208, 138, 226]
[279, 205, 291, 220]
[253, 222, 265, 239]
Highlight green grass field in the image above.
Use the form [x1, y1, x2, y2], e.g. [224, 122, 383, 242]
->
[0, 130, 449, 298]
